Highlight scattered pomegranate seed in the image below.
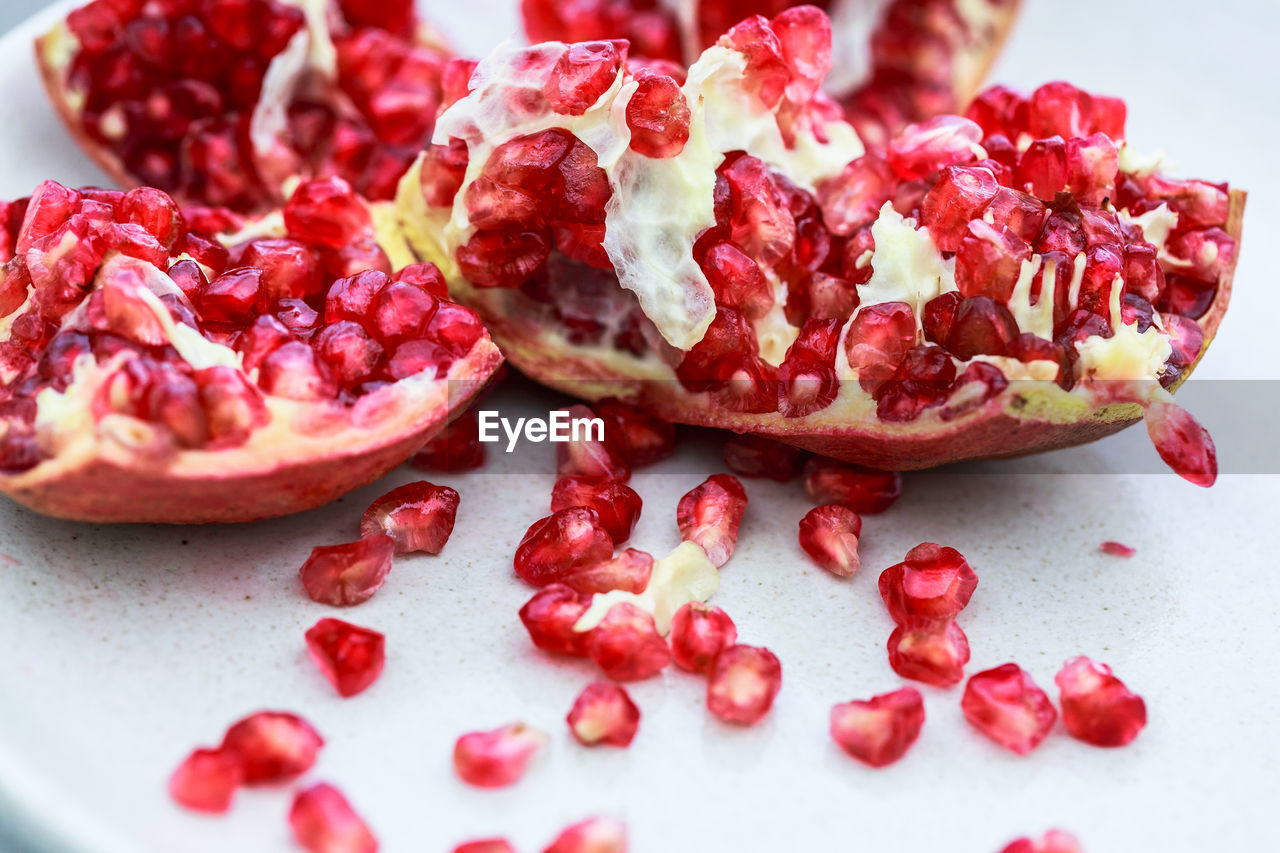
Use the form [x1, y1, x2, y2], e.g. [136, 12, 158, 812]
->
[878, 543, 978, 624]
[961, 664, 1058, 755]
[1055, 656, 1147, 747]
[557, 403, 631, 482]
[676, 474, 748, 567]
[360, 481, 459, 555]
[706, 645, 782, 726]
[1144, 401, 1218, 487]
[567, 682, 641, 747]
[168, 748, 242, 813]
[551, 476, 643, 544]
[797, 505, 862, 577]
[289, 783, 378, 853]
[453, 841, 516, 853]
[593, 397, 676, 467]
[586, 603, 672, 681]
[887, 619, 970, 688]
[542, 816, 628, 853]
[305, 618, 386, 698]
[519, 584, 594, 656]
[295, 533, 397, 605]
[998, 829, 1084, 853]
[412, 410, 486, 471]
[453, 723, 549, 788]
[514, 507, 616, 586]
[803, 458, 902, 514]
[558, 548, 655, 596]
[1099, 541, 1136, 557]
[669, 602, 738, 674]
[829, 687, 926, 768]
[722, 434, 804, 482]
[220, 711, 324, 785]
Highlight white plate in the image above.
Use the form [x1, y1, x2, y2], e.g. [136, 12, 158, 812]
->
[1, 2, 1278, 852]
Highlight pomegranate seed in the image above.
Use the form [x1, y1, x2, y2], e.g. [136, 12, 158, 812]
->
[284, 178, 372, 250]
[879, 543, 978, 624]
[567, 682, 641, 747]
[1017, 136, 1069, 200]
[360, 481, 459, 555]
[413, 410, 486, 471]
[887, 115, 983, 181]
[626, 72, 690, 159]
[551, 476, 642, 544]
[843, 302, 916, 394]
[1066, 133, 1119, 205]
[220, 711, 324, 785]
[887, 618, 970, 688]
[998, 830, 1084, 853]
[722, 434, 803, 482]
[817, 155, 895, 236]
[563, 548, 654, 596]
[299, 535, 396, 606]
[946, 296, 1020, 360]
[586, 602, 671, 681]
[920, 165, 999, 252]
[453, 723, 548, 788]
[797, 505, 862, 578]
[803, 458, 902, 514]
[706, 644, 782, 726]
[1055, 656, 1147, 747]
[556, 404, 630, 482]
[544, 41, 623, 116]
[961, 664, 1057, 755]
[830, 687, 925, 768]
[1099, 541, 1136, 557]
[676, 474, 748, 567]
[453, 841, 515, 853]
[514, 507, 616, 587]
[669, 602, 738, 675]
[593, 397, 675, 467]
[305, 618, 386, 698]
[168, 748, 242, 813]
[702, 241, 774, 320]
[519, 584, 593, 656]
[1144, 401, 1217, 487]
[542, 817, 627, 853]
[956, 220, 1032, 303]
[289, 783, 378, 853]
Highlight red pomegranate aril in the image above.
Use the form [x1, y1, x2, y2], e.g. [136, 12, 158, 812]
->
[707, 644, 782, 726]
[1144, 401, 1217, 487]
[1055, 656, 1147, 747]
[710, 352, 778, 414]
[778, 351, 839, 419]
[998, 829, 1084, 853]
[817, 154, 895, 236]
[676, 473, 748, 567]
[456, 228, 551, 289]
[299, 535, 396, 607]
[453, 722, 548, 788]
[220, 711, 324, 785]
[702, 242, 773, 320]
[1099, 541, 1136, 557]
[195, 267, 263, 323]
[887, 618, 970, 688]
[168, 748, 242, 813]
[798, 505, 862, 578]
[542, 817, 627, 853]
[887, 115, 982, 181]
[626, 71, 690, 159]
[370, 282, 439, 345]
[360, 481, 459, 555]
[879, 543, 978, 624]
[305, 618, 386, 699]
[843, 301, 916, 394]
[515, 507, 616, 587]
[326, 270, 390, 325]
[289, 783, 378, 853]
[586, 602, 671, 681]
[237, 238, 320, 302]
[1065, 132, 1119, 205]
[1122, 242, 1166, 304]
[594, 397, 675, 467]
[1016, 136, 1069, 200]
[1028, 81, 1099, 139]
[947, 296, 1020, 359]
[723, 434, 804, 482]
[313, 321, 384, 387]
[566, 548, 654, 596]
[1008, 333, 1071, 387]
[453, 841, 516, 853]
[550, 476, 642, 544]
[392, 262, 447, 299]
[556, 403, 631, 482]
[544, 41, 623, 116]
[519, 584, 593, 656]
[961, 664, 1058, 755]
[956, 220, 1031, 302]
[284, 178, 373, 250]
[567, 682, 641, 747]
[830, 687, 925, 768]
[985, 187, 1049, 243]
[1167, 227, 1237, 282]
[923, 292, 961, 346]
[920, 165, 998, 252]
[669, 602, 737, 675]
[1158, 273, 1217, 320]
[803, 458, 903, 514]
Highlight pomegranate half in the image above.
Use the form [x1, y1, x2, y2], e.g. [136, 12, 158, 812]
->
[393, 11, 1243, 482]
[0, 178, 501, 522]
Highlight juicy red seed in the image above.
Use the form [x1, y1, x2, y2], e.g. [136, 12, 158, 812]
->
[258, 340, 338, 401]
[1144, 401, 1217, 487]
[702, 241, 773, 320]
[514, 507, 616, 587]
[196, 267, 264, 322]
[816, 154, 895, 236]
[1016, 136, 1069, 200]
[1158, 273, 1217, 320]
[298, 535, 396, 606]
[830, 687, 926, 768]
[922, 292, 961, 346]
[360, 481, 459, 555]
[625, 72, 691, 158]
[544, 41, 624, 116]
[961, 664, 1058, 755]
[552, 548, 654, 596]
[304, 618, 386, 698]
[887, 619, 970, 688]
[1100, 541, 1136, 557]
[393, 262, 448, 299]
[706, 644, 782, 726]
[237, 238, 320, 302]
[220, 711, 324, 785]
[412, 409, 486, 471]
[947, 296, 1020, 359]
[998, 829, 1084, 853]
[542, 817, 628, 853]
[878, 542, 978, 624]
[313, 321, 384, 387]
[797, 504, 862, 578]
[1066, 133, 1119, 205]
[457, 227, 552, 288]
[669, 602, 737, 675]
[676, 473, 748, 568]
[453, 841, 516, 853]
[585, 602, 671, 681]
[168, 748, 242, 813]
[551, 476, 642, 545]
[777, 351, 839, 418]
[567, 682, 641, 747]
[843, 301, 916, 394]
[289, 783, 378, 853]
[1055, 656, 1147, 747]
[920, 165, 998, 252]
[284, 178, 372, 249]
[887, 115, 982, 181]
[326, 269, 390, 324]
[956, 220, 1031, 302]
[1167, 227, 1237, 282]
[722, 434, 804, 482]
[371, 282, 439, 345]
[593, 397, 675, 467]
[519, 583, 593, 656]
[803, 458, 902, 514]
[453, 723, 548, 788]
[556, 403, 631, 483]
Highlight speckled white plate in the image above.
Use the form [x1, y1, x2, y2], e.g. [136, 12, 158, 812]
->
[1, 2, 1278, 852]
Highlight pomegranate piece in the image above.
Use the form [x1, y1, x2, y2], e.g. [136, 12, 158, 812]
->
[961, 664, 1058, 755]
[586, 603, 672, 681]
[1099, 541, 1136, 557]
[519, 584, 594, 656]
[560, 548, 654, 596]
[305, 618, 386, 698]
[551, 476, 643, 544]
[360, 482, 459, 555]
[412, 410, 487, 472]
[594, 397, 675, 467]
[887, 618, 970, 688]
[998, 830, 1084, 853]
[879, 543, 978, 624]
[887, 116, 983, 181]
[1144, 401, 1217, 487]
[1055, 656, 1147, 747]
[545, 41, 625, 116]
[542, 817, 628, 853]
[706, 645, 782, 726]
[830, 687, 926, 768]
[168, 748, 242, 813]
[567, 682, 641, 747]
[453, 842, 516, 853]
[676, 474, 748, 567]
[514, 507, 616, 587]
[669, 602, 738, 675]
[626, 71, 691, 159]
[803, 459, 902, 514]
[921, 165, 999, 252]
[289, 783, 378, 853]
[797, 505, 862, 578]
[453, 723, 549, 788]
[220, 711, 324, 785]
[843, 302, 917, 394]
[299, 536, 397, 607]
[557, 404, 631, 482]
[722, 434, 804, 482]
[956, 220, 1032, 302]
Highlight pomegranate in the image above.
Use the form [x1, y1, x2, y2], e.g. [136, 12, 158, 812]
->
[961, 663, 1057, 755]
[453, 842, 516, 853]
[168, 747, 242, 813]
[677, 474, 749, 567]
[542, 817, 628, 853]
[706, 644, 783, 725]
[398, 18, 1243, 480]
[0, 179, 501, 522]
[519, 583, 594, 656]
[878, 542, 978, 623]
[585, 602, 672, 681]
[299, 535, 396, 606]
[998, 830, 1084, 853]
[219, 710, 324, 784]
[551, 476, 643, 544]
[304, 617, 386, 697]
[567, 681, 642, 747]
[829, 686, 925, 767]
[452, 722, 549, 788]
[39, 0, 454, 210]
[669, 601, 738, 674]
[1099, 540, 1136, 557]
[289, 783, 378, 853]
[886, 617, 969, 687]
[360, 481, 460, 554]
[797, 504, 862, 576]
[1054, 656, 1147, 747]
